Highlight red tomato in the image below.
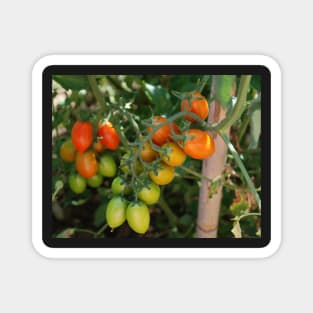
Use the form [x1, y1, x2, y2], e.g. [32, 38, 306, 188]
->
[97, 122, 120, 150]
[71, 121, 93, 153]
[76, 150, 98, 178]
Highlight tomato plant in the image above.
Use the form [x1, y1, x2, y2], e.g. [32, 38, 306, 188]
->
[52, 74, 261, 239]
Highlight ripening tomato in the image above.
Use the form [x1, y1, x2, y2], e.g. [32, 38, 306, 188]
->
[161, 142, 186, 167]
[181, 92, 209, 122]
[60, 139, 76, 162]
[93, 141, 105, 153]
[97, 122, 120, 150]
[76, 151, 98, 178]
[87, 173, 103, 188]
[138, 181, 160, 205]
[68, 173, 87, 194]
[126, 201, 150, 234]
[149, 162, 175, 185]
[98, 154, 117, 177]
[106, 197, 127, 229]
[147, 116, 180, 146]
[140, 141, 158, 162]
[183, 129, 215, 160]
[71, 121, 93, 153]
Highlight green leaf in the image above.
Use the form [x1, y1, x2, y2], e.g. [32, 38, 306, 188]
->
[249, 109, 261, 149]
[251, 75, 261, 91]
[179, 214, 193, 227]
[142, 82, 172, 115]
[93, 203, 107, 227]
[53, 75, 89, 90]
[214, 75, 235, 109]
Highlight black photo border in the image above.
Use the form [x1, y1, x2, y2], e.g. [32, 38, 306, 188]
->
[43, 65, 270, 249]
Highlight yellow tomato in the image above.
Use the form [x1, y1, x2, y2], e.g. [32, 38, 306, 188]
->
[161, 142, 186, 167]
[149, 162, 175, 185]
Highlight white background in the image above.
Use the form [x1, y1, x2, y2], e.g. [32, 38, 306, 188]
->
[0, 0, 311, 312]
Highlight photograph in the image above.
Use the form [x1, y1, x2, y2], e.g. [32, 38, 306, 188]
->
[51, 73, 262, 240]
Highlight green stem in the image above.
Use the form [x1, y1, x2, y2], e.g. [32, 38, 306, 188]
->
[198, 75, 210, 93]
[214, 75, 252, 132]
[73, 228, 97, 236]
[220, 132, 261, 210]
[238, 114, 250, 143]
[95, 223, 108, 237]
[158, 193, 178, 228]
[180, 165, 212, 183]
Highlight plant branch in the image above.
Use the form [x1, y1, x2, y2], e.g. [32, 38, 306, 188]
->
[158, 193, 178, 228]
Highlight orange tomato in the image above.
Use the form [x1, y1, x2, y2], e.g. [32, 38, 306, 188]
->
[180, 92, 209, 122]
[147, 116, 180, 146]
[161, 142, 186, 167]
[60, 139, 76, 162]
[75, 150, 98, 178]
[140, 141, 158, 162]
[93, 141, 105, 153]
[183, 129, 215, 160]
[97, 122, 120, 150]
[149, 162, 175, 185]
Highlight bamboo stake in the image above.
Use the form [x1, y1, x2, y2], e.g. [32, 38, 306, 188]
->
[196, 101, 229, 238]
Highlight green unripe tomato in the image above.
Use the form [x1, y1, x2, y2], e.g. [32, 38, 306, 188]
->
[138, 181, 160, 205]
[106, 197, 127, 229]
[98, 154, 117, 177]
[68, 173, 87, 194]
[87, 173, 103, 188]
[126, 201, 150, 234]
[111, 176, 127, 195]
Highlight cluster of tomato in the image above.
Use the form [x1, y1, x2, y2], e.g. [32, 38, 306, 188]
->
[59, 92, 215, 235]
